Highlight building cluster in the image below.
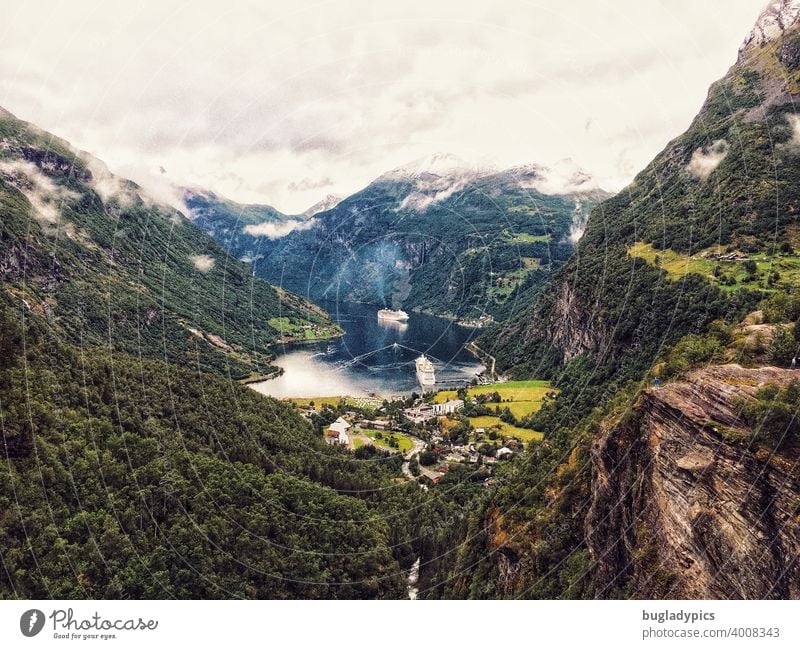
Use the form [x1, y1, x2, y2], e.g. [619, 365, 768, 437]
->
[403, 398, 464, 424]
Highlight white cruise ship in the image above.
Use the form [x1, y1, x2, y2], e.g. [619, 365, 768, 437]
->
[415, 354, 436, 387]
[377, 308, 409, 321]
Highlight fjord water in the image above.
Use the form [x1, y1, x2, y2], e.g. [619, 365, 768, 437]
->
[251, 301, 484, 398]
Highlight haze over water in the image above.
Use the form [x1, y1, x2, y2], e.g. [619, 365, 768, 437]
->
[251, 301, 484, 398]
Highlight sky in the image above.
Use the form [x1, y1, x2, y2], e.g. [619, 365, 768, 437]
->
[0, 0, 766, 214]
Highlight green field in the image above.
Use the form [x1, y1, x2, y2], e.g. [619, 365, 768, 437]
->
[434, 380, 554, 420]
[267, 316, 340, 340]
[285, 396, 382, 409]
[357, 429, 413, 453]
[487, 400, 546, 419]
[468, 416, 543, 442]
[629, 241, 800, 292]
[503, 229, 551, 243]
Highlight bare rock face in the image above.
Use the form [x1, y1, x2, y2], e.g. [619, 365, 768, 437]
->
[587, 364, 800, 599]
[739, 0, 800, 60]
[533, 280, 608, 362]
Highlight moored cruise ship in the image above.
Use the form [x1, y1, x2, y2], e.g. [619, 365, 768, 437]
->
[415, 354, 436, 387]
[377, 308, 409, 321]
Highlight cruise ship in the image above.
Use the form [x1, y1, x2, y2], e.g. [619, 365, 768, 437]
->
[377, 308, 409, 321]
[415, 354, 436, 387]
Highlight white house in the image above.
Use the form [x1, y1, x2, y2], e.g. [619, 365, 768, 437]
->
[328, 417, 351, 435]
[496, 446, 514, 459]
[431, 399, 464, 416]
[326, 417, 351, 446]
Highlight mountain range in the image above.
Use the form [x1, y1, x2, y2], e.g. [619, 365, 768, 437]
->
[222, 154, 609, 321]
[0, 105, 422, 599]
[1, 0, 799, 601]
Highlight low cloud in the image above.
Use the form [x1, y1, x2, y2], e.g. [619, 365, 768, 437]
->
[288, 176, 334, 192]
[686, 139, 729, 179]
[399, 178, 470, 212]
[0, 159, 79, 225]
[84, 155, 139, 207]
[243, 218, 317, 239]
[785, 114, 800, 145]
[191, 254, 216, 272]
[516, 159, 601, 195]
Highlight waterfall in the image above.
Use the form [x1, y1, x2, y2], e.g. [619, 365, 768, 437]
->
[407, 557, 421, 600]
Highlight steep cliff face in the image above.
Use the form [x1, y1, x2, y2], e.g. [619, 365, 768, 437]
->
[588, 364, 800, 599]
[487, 0, 800, 377]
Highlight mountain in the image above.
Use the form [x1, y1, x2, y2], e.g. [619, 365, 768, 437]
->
[302, 192, 343, 217]
[0, 111, 340, 379]
[243, 155, 609, 320]
[422, 1, 800, 599]
[0, 287, 424, 599]
[0, 111, 433, 599]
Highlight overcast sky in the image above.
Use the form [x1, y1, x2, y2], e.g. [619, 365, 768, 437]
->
[0, 0, 765, 213]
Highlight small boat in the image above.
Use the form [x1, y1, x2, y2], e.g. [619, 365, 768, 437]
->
[415, 354, 436, 387]
[377, 308, 409, 321]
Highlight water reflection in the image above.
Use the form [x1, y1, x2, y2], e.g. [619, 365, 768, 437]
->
[251, 301, 484, 398]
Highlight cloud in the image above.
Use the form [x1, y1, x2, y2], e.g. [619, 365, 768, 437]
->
[191, 254, 216, 272]
[0, 1, 764, 212]
[243, 218, 317, 239]
[686, 139, 729, 179]
[399, 178, 471, 212]
[0, 159, 79, 225]
[83, 155, 139, 206]
[786, 114, 800, 145]
[516, 159, 601, 195]
[288, 176, 334, 192]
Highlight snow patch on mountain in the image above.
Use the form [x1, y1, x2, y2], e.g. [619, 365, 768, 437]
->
[302, 193, 343, 217]
[381, 152, 495, 182]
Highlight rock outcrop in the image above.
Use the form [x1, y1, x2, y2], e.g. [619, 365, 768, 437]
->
[739, 0, 800, 60]
[587, 364, 800, 598]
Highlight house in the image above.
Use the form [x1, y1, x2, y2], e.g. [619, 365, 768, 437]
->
[496, 446, 514, 459]
[431, 399, 464, 416]
[328, 417, 351, 435]
[403, 403, 436, 424]
[326, 417, 351, 446]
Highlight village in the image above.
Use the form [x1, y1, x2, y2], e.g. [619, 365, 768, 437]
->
[291, 379, 555, 487]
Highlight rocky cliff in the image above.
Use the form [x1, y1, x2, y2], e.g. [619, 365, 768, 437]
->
[587, 364, 800, 598]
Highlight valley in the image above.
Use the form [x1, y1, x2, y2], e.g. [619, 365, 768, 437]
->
[1, 0, 800, 605]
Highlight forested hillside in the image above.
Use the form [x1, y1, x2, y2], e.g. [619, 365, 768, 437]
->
[0, 293, 432, 598]
[244, 158, 608, 320]
[0, 112, 339, 379]
[426, 1, 800, 599]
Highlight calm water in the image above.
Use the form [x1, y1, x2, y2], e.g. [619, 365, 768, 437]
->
[251, 301, 484, 398]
